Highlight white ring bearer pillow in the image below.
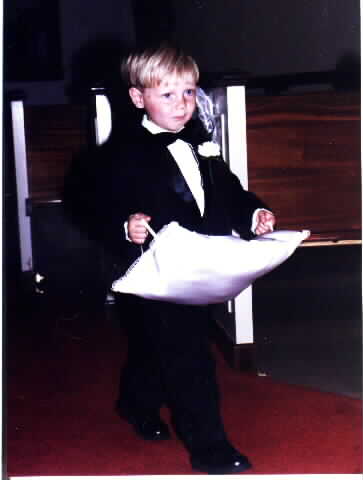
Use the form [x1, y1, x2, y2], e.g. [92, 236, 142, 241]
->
[111, 221, 310, 305]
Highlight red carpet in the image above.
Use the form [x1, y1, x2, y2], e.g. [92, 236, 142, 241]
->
[6, 304, 362, 476]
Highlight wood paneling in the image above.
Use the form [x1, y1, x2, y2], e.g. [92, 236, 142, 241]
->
[24, 104, 88, 201]
[246, 92, 361, 242]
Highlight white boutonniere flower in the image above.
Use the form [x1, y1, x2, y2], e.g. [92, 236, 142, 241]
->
[198, 141, 221, 157]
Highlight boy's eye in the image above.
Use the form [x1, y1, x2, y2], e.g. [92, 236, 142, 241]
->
[162, 93, 172, 99]
[185, 89, 195, 96]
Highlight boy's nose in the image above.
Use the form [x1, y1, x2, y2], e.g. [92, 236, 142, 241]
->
[175, 96, 187, 110]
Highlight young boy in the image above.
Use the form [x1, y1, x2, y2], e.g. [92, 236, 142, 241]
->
[64, 45, 275, 474]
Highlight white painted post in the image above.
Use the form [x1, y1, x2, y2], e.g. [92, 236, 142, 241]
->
[226, 85, 254, 344]
[10, 100, 33, 272]
[92, 89, 112, 145]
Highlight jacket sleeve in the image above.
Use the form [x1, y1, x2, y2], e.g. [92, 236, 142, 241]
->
[214, 160, 271, 238]
[62, 144, 138, 262]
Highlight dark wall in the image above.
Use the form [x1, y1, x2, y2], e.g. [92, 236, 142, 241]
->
[4, 0, 136, 104]
[4, 0, 360, 104]
[170, 0, 360, 77]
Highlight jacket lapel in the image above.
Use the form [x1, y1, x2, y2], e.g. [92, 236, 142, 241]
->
[165, 148, 202, 214]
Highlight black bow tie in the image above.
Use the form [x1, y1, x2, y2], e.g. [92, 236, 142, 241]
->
[154, 119, 211, 148]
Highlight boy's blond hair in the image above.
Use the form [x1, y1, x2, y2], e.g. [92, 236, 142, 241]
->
[121, 45, 199, 89]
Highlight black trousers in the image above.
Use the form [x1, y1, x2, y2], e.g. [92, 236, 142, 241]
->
[115, 293, 229, 455]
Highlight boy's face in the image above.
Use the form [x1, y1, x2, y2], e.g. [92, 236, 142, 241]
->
[129, 73, 197, 132]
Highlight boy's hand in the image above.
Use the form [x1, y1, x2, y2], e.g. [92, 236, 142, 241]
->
[254, 210, 276, 236]
[127, 213, 152, 244]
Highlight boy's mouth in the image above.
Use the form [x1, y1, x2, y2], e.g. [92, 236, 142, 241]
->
[173, 115, 188, 122]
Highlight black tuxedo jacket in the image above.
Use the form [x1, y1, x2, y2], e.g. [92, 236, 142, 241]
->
[63, 118, 269, 287]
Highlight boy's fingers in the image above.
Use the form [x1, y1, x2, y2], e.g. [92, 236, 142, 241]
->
[130, 230, 148, 243]
[255, 220, 274, 235]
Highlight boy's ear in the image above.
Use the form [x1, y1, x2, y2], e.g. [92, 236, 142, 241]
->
[129, 87, 145, 109]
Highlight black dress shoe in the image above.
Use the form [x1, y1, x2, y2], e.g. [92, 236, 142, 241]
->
[120, 411, 171, 441]
[191, 446, 252, 475]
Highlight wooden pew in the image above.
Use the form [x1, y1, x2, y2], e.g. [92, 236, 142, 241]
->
[7, 98, 103, 307]
[24, 104, 89, 203]
[246, 91, 361, 245]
